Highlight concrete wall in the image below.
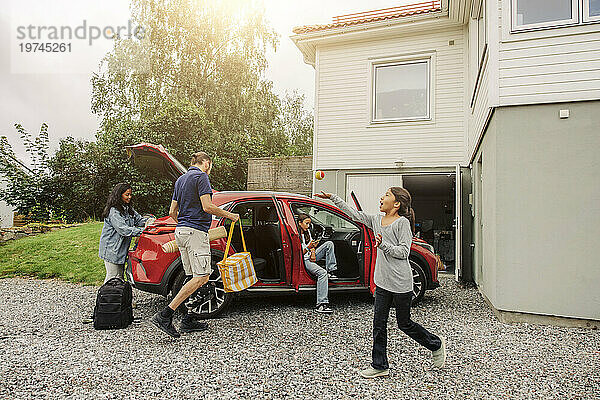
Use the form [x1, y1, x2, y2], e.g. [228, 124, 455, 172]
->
[474, 100, 600, 320]
[247, 156, 312, 197]
[473, 114, 498, 305]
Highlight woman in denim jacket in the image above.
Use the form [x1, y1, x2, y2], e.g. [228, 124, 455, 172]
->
[98, 183, 148, 283]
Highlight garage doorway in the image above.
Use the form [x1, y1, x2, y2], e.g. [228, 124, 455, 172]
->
[402, 174, 456, 272]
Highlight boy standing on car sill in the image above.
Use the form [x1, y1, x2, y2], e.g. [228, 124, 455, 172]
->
[151, 151, 239, 338]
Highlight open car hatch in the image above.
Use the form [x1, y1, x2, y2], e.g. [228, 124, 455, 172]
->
[126, 143, 187, 182]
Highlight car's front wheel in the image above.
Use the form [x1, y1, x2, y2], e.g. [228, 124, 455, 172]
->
[410, 259, 427, 304]
[169, 251, 232, 319]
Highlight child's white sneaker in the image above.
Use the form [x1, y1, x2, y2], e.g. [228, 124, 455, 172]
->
[432, 337, 446, 368]
[359, 366, 389, 378]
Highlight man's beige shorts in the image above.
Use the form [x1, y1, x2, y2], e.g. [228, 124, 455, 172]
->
[174, 227, 211, 277]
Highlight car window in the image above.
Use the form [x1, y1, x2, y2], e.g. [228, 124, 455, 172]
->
[239, 207, 253, 227]
[255, 204, 280, 226]
[292, 203, 358, 231]
[225, 204, 253, 228]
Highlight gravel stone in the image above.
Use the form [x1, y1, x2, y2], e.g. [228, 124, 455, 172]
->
[0, 275, 598, 399]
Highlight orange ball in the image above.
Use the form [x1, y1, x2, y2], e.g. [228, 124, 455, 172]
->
[315, 170, 325, 180]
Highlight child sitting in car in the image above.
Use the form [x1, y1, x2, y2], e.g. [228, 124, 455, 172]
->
[296, 213, 338, 314]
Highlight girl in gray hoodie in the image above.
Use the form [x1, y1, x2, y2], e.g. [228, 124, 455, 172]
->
[315, 187, 446, 378]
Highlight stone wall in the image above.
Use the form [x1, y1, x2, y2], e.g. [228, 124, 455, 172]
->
[0, 224, 80, 244]
[247, 156, 313, 197]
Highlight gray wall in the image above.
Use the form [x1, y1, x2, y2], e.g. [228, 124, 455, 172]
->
[0, 201, 13, 228]
[247, 156, 312, 196]
[473, 115, 499, 306]
[0, 182, 13, 228]
[474, 101, 600, 320]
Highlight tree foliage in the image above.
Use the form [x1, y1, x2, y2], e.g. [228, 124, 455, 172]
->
[0, 0, 314, 222]
[0, 124, 57, 221]
[278, 91, 313, 156]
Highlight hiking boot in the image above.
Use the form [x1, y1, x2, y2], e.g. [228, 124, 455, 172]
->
[180, 318, 209, 333]
[359, 366, 389, 378]
[151, 311, 180, 338]
[432, 337, 446, 368]
[315, 303, 333, 314]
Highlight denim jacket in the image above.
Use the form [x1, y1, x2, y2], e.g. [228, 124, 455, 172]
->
[98, 206, 147, 265]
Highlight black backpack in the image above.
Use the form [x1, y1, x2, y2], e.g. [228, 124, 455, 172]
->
[93, 278, 133, 330]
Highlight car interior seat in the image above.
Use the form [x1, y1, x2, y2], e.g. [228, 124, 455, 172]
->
[254, 205, 284, 281]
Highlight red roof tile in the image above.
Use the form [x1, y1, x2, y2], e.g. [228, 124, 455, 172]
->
[292, 1, 442, 34]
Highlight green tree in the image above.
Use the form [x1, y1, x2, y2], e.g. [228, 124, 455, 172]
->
[48, 137, 102, 221]
[90, 0, 294, 205]
[278, 91, 313, 156]
[0, 124, 58, 221]
[1, 0, 315, 223]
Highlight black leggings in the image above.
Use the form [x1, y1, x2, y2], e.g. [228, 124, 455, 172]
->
[371, 286, 441, 370]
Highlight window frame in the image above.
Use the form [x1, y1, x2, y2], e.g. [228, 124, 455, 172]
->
[370, 58, 431, 124]
[511, 0, 579, 32]
[584, 0, 600, 22]
[291, 202, 361, 232]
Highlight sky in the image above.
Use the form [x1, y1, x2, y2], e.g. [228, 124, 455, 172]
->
[0, 0, 415, 162]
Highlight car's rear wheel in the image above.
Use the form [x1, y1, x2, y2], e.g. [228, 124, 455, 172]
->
[169, 251, 232, 318]
[410, 259, 427, 304]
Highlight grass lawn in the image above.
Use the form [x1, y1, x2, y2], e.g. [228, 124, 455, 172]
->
[0, 222, 105, 285]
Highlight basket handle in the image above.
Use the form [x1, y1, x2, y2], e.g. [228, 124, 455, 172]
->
[222, 219, 247, 262]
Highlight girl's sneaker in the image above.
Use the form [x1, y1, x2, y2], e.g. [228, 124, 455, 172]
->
[359, 367, 389, 378]
[432, 337, 446, 368]
[315, 303, 333, 314]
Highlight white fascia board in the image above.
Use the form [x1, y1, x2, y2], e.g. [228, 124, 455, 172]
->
[290, 11, 459, 65]
[290, 36, 315, 67]
[450, 0, 473, 24]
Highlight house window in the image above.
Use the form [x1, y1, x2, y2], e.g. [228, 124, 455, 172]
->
[512, 0, 579, 31]
[372, 60, 430, 122]
[584, 0, 600, 21]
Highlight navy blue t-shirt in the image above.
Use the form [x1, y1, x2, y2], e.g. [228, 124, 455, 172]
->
[172, 167, 213, 232]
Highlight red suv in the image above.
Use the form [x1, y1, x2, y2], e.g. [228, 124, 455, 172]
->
[126, 143, 440, 318]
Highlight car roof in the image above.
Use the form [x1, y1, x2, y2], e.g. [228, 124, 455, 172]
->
[125, 144, 325, 205]
[213, 191, 315, 203]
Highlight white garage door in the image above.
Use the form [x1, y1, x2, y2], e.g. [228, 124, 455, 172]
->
[345, 174, 403, 215]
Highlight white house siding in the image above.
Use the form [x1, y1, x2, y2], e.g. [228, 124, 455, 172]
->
[497, 0, 600, 106]
[467, 0, 503, 162]
[469, 54, 493, 160]
[314, 25, 468, 171]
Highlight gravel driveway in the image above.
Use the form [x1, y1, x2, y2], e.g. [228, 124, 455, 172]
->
[0, 274, 598, 399]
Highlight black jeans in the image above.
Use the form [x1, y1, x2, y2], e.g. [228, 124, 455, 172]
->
[372, 286, 442, 370]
